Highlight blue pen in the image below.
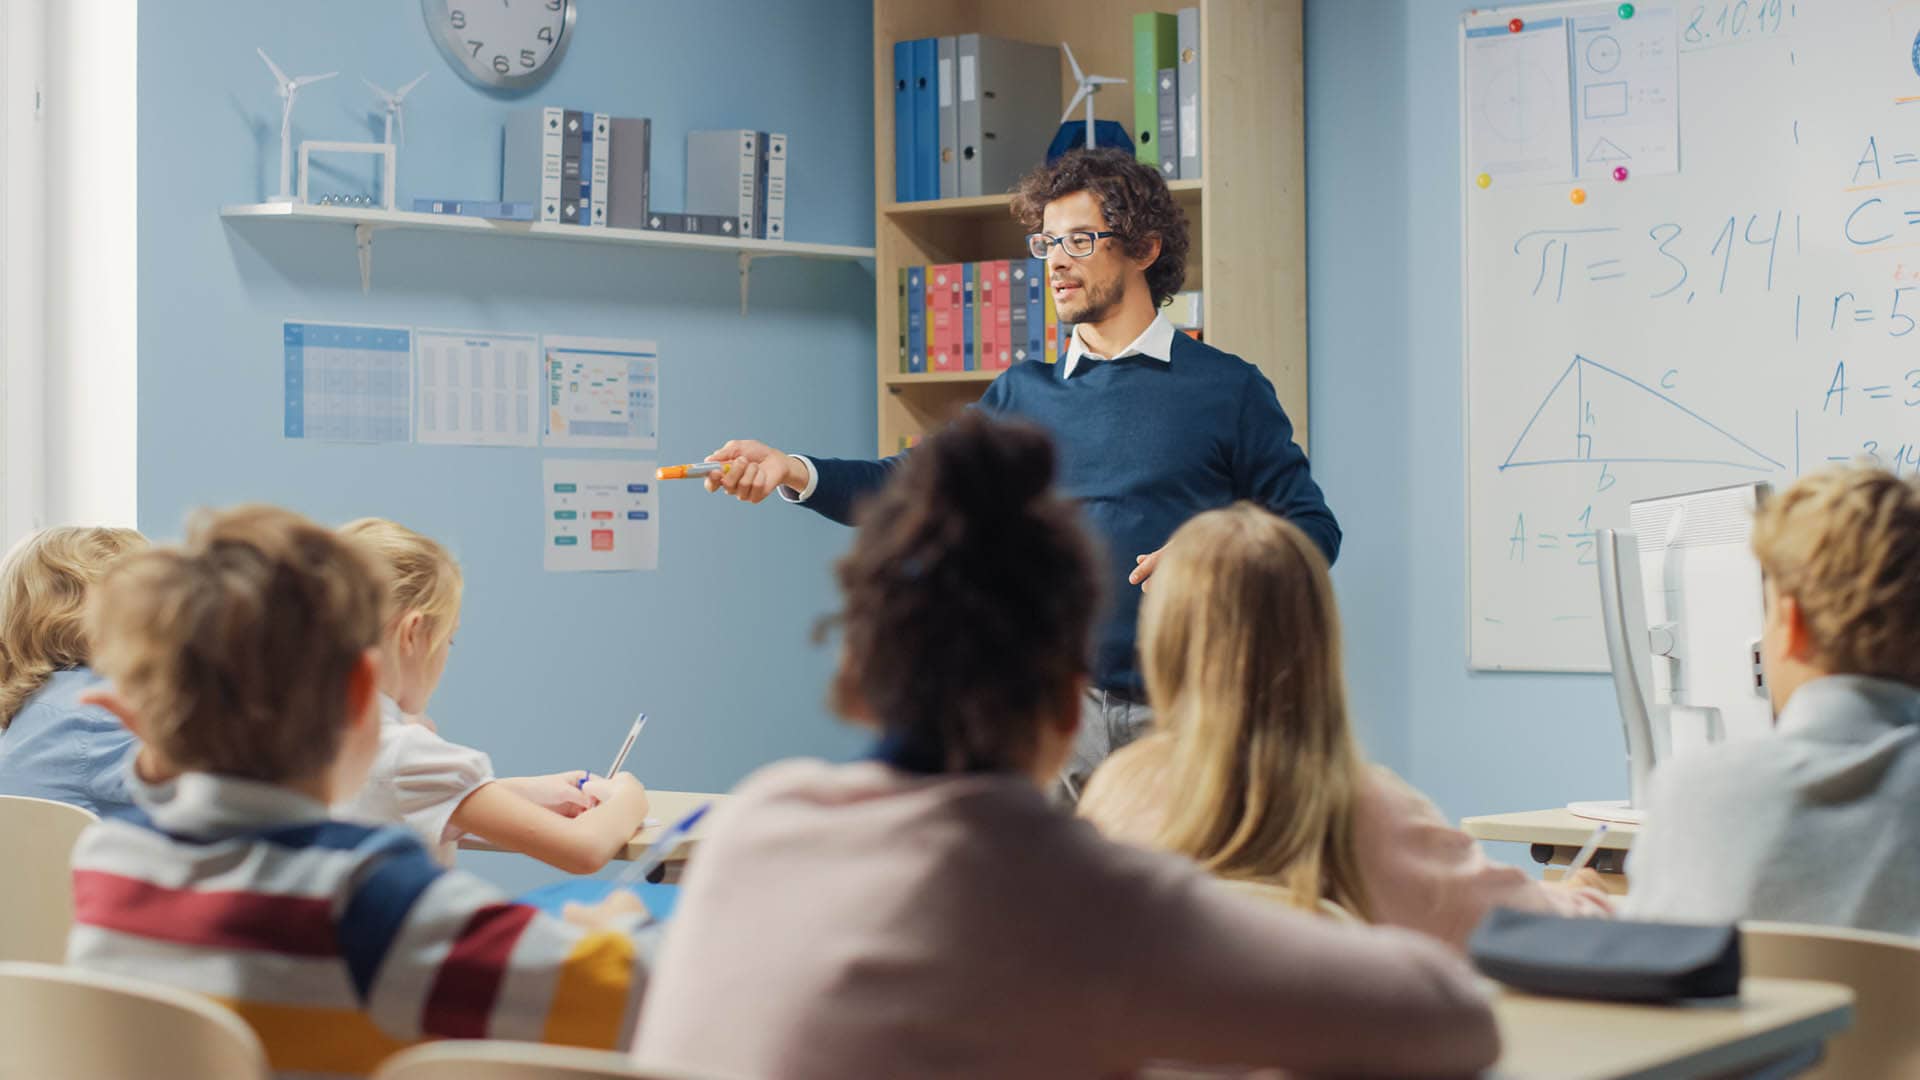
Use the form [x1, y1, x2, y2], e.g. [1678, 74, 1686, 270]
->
[612, 803, 712, 888]
[579, 712, 648, 789]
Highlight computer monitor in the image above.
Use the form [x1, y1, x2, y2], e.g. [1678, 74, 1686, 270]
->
[1581, 481, 1772, 824]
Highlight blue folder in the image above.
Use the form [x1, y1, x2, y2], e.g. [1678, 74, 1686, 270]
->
[893, 41, 914, 203]
[962, 262, 976, 371]
[517, 880, 680, 922]
[907, 266, 927, 373]
[912, 38, 938, 201]
[1025, 257, 1046, 362]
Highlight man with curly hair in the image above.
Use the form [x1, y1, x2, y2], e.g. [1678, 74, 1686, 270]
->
[1625, 466, 1920, 933]
[702, 149, 1338, 793]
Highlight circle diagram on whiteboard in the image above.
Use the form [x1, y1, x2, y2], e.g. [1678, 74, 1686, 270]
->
[1586, 34, 1622, 73]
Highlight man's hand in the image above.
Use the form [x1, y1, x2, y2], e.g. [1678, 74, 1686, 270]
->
[1128, 547, 1166, 592]
[704, 440, 808, 504]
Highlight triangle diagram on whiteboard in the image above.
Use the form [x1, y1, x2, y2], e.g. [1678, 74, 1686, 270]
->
[1585, 136, 1632, 163]
[1501, 355, 1783, 472]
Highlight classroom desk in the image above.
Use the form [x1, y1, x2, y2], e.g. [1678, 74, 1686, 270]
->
[1463, 808, 1640, 894]
[1490, 977, 1853, 1079]
[460, 790, 725, 878]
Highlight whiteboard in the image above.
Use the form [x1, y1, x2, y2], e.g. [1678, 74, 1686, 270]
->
[1463, 0, 1920, 670]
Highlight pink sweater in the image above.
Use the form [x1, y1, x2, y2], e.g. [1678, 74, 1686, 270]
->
[1079, 749, 1613, 951]
[633, 760, 1497, 1079]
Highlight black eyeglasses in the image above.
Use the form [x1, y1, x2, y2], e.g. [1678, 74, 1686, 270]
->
[1026, 230, 1117, 259]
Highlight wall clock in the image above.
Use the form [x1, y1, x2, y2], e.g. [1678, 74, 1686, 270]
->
[422, 0, 574, 92]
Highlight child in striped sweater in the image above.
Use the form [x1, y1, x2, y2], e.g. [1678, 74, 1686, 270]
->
[65, 506, 653, 1079]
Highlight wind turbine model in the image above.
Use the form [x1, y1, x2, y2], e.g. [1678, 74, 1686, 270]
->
[1059, 42, 1126, 152]
[364, 72, 429, 146]
[257, 47, 338, 202]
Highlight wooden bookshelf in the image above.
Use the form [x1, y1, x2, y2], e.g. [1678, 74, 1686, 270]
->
[870, 0, 1305, 455]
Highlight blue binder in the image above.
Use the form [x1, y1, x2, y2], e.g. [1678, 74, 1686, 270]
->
[907, 266, 927, 374]
[1025, 257, 1046, 362]
[892, 41, 913, 202]
[912, 38, 938, 201]
[962, 263, 976, 371]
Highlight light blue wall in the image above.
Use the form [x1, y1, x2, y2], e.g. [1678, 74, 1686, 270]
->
[138, 0, 877, 890]
[1305, 0, 1631, 836]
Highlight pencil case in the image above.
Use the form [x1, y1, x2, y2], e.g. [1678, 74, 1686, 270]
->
[1468, 908, 1741, 1002]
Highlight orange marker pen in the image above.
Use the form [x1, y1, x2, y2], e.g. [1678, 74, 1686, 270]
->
[657, 462, 731, 480]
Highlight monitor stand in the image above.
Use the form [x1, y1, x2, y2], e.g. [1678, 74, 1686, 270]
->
[1567, 799, 1646, 825]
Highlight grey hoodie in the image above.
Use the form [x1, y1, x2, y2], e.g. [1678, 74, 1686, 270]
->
[1626, 674, 1920, 932]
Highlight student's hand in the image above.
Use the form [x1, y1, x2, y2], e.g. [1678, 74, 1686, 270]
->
[1558, 867, 1610, 892]
[582, 771, 646, 806]
[500, 772, 596, 816]
[1128, 547, 1166, 591]
[562, 889, 649, 929]
[704, 440, 808, 504]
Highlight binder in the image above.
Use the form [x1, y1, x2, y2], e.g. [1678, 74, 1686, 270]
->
[589, 113, 611, 225]
[752, 130, 771, 238]
[1043, 276, 1059, 365]
[930, 264, 961, 372]
[1157, 69, 1179, 179]
[1009, 262, 1031, 363]
[561, 109, 585, 225]
[925, 260, 937, 368]
[898, 269, 909, 373]
[1024, 257, 1045, 363]
[685, 130, 756, 236]
[1177, 7, 1201, 180]
[907, 266, 927, 374]
[993, 261, 1013, 369]
[974, 261, 992, 372]
[937, 36, 959, 199]
[607, 117, 651, 229]
[764, 133, 787, 240]
[912, 39, 938, 201]
[962, 262, 976, 371]
[966, 36, 1062, 199]
[956, 35, 980, 197]
[892, 41, 913, 202]
[503, 106, 565, 223]
[1132, 13, 1177, 169]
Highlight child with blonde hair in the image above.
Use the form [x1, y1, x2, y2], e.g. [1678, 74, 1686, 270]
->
[0, 526, 148, 816]
[1627, 467, 1920, 932]
[334, 518, 649, 871]
[1078, 502, 1609, 949]
[68, 505, 652, 1078]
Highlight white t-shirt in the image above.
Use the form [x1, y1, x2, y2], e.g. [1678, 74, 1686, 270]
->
[334, 694, 495, 865]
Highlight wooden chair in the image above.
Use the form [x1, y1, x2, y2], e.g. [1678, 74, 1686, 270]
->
[0, 961, 269, 1079]
[1742, 920, 1920, 1078]
[375, 1041, 724, 1080]
[0, 794, 97, 962]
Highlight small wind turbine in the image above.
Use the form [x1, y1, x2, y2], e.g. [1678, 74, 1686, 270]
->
[364, 72, 429, 146]
[257, 47, 338, 202]
[1060, 42, 1126, 152]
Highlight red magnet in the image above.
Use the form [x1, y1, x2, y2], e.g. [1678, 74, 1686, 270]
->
[1612, 166, 1629, 182]
[1508, 17, 1525, 32]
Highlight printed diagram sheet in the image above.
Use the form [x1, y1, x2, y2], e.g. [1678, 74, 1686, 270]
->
[1571, 5, 1679, 180]
[283, 322, 412, 443]
[544, 336, 659, 451]
[544, 459, 658, 572]
[1465, 15, 1576, 186]
[416, 330, 540, 447]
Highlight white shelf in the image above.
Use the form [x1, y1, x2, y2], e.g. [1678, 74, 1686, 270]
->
[220, 201, 875, 310]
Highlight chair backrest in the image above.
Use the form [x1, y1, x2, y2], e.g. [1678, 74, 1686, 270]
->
[1742, 920, 1920, 1079]
[0, 794, 97, 962]
[0, 961, 269, 1079]
[375, 1041, 721, 1080]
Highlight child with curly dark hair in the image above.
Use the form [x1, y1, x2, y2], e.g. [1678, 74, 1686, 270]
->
[698, 148, 1339, 796]
[632, 413, 1495, 1080]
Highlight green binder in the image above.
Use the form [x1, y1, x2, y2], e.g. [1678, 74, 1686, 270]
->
[1133, 12, 1178, 168]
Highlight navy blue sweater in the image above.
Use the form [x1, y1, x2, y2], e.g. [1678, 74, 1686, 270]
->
[799, 332, 1340, 695]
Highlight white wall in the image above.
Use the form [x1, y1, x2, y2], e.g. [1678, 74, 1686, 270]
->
[41, 0, 137, 528]
[1, 0, 49, 544]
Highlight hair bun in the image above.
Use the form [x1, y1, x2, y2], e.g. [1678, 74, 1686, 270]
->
[920, 412, 1057, 524]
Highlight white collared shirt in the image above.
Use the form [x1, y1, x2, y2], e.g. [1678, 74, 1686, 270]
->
[781, 312, 1181, 504]
[332, 693, 495, 865]
[1060, 311, 1178, 379]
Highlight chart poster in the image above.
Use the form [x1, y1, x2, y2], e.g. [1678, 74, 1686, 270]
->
[416, 329, 540, 447]
[543, 458, 658, 572]
[283, 322, 412, 443]
[543, 335, 659, 450]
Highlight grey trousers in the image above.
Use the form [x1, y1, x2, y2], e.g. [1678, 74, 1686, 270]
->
[1056, 687, 1154, 804]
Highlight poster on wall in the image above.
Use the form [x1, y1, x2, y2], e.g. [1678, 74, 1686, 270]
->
[542, 335, 659, 450]
[543, 458, 658, 572]
[415, 329, 540, 447]
[283, 321, 412, 443]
